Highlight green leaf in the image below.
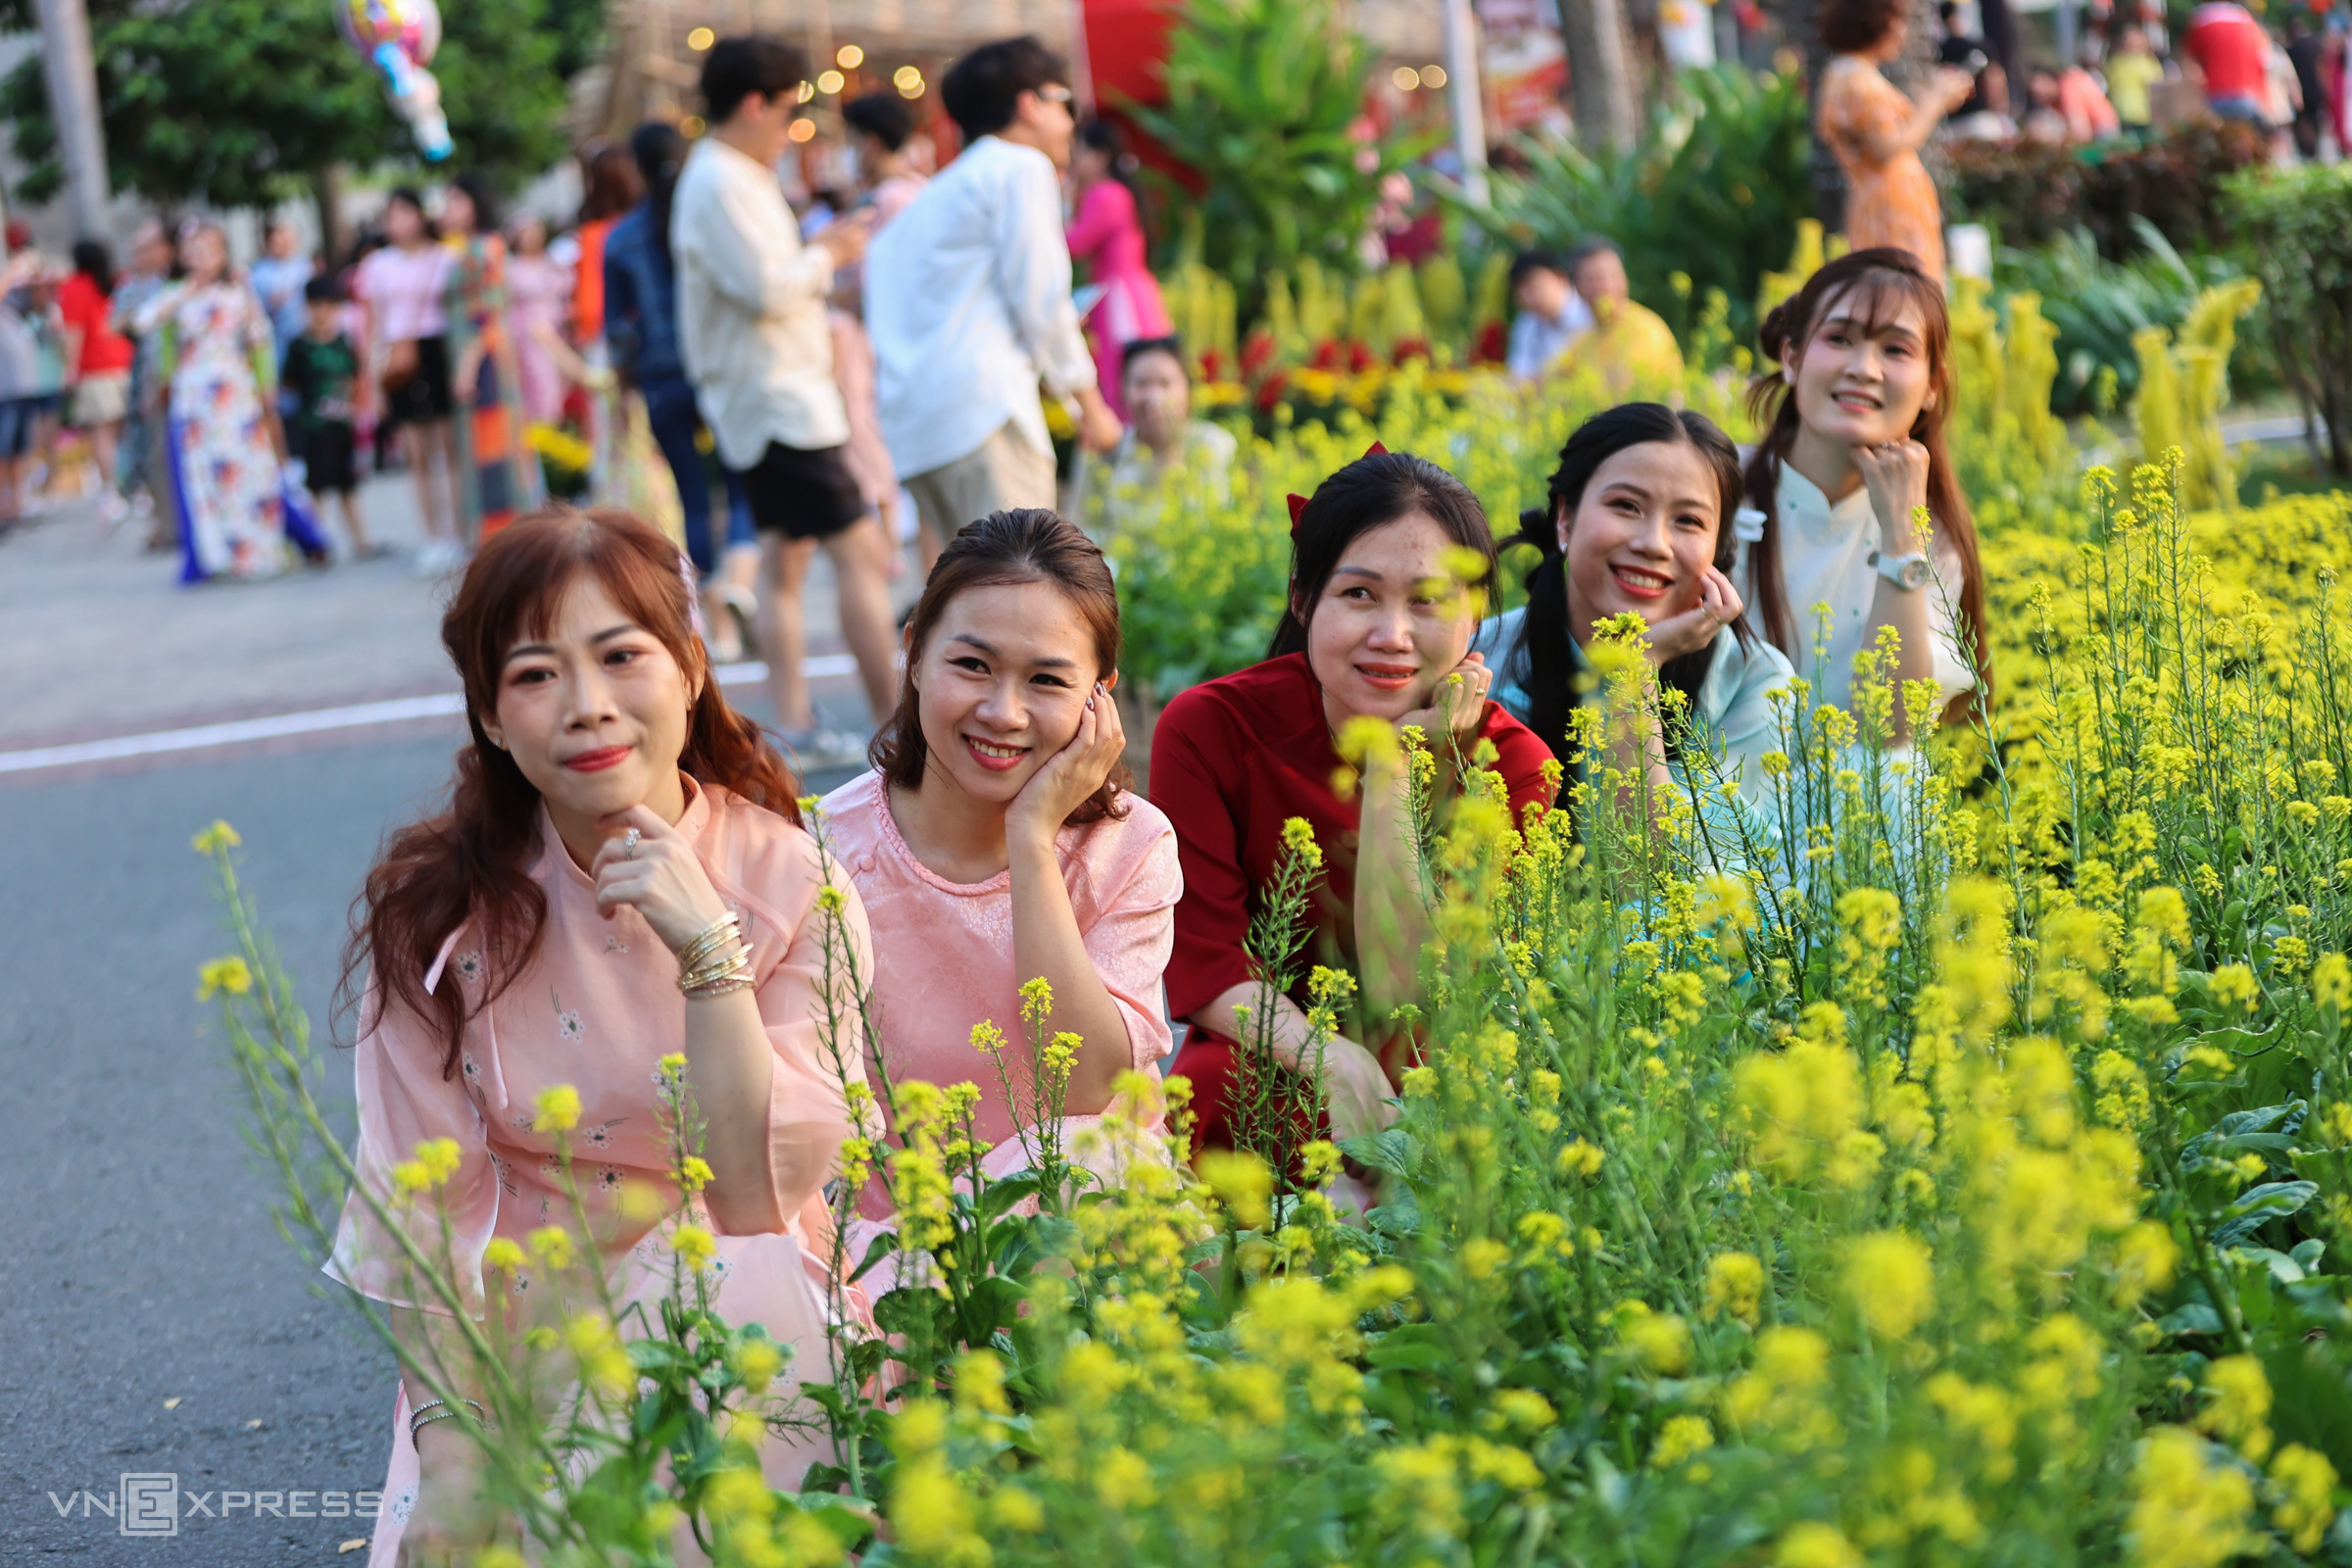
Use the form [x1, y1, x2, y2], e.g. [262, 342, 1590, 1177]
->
[2212, 1180, 2320, 1247]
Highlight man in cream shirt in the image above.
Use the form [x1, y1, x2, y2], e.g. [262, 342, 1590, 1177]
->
[673, 34, 895, 761]
[865, 35, 1120, 544]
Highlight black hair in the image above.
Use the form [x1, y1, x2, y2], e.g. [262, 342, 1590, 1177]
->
[449, 172, 501, 234]
[303, 274, 344, 306]
[1120, 334, 1185, 378]
[1506, 403, 1747, 763]
[1509, 249, 1569, 291]
[1269, 451, 1497, 661]
[702, 34, 809, 125]
[843, 91, 915, 151]
[630, 121, 691, 267]
[385, 186, 433, 239]
[1076, 116, 1142, 201]
[940, 34, 1067, 141]
[70, 240, 113, 296]
[1566, 236, 1623, 275]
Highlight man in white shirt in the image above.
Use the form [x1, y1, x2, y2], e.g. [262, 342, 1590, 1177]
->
[865, 35, 1121, 549]
[1504, 249, 1593, 381]
[673, 34, 895, 760]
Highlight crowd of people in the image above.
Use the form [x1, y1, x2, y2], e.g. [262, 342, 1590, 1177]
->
[305, 34, 1993, 1561]
[1931, 0, 2350, 154]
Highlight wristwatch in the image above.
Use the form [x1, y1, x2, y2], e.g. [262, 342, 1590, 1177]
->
[1869, 549, 1933, 591]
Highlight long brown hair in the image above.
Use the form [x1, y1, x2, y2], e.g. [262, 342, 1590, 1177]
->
[345, 508, 801, 1077]
[1740, 247, 1991, 723]
[870, 508, 1132, 824]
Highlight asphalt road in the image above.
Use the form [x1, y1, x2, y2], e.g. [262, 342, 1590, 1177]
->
[0, 726, 863, 1564]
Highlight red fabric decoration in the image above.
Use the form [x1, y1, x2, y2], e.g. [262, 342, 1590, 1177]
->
[1364, 441, 1389, 457]
[1287, 492, 1309, 533]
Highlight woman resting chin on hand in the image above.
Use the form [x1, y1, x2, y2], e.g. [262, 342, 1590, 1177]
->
[327, 508, 876, 1567]
[819, 509, 1182, 1234]
[1475, 402, 1795, 815]
[1152, 450, 1559, 1156]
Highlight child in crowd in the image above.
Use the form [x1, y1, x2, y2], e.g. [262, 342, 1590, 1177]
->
[820, 508, 1180, 1221]
[282, 277, 383, 559]
[1737, 246, 1989, 737]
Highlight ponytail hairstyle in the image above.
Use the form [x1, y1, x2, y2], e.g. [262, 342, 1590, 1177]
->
[1269, 450, 1498, 661]
[344, 507, 801, 1079]
[1508, 403, 1746, 761]
[629, 122, 690, 270]
[871, 508, 1133, 825]
[1740, 246, 1990, 722]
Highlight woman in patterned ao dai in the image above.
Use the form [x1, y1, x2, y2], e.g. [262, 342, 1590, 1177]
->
[327, 508, 876, 1565]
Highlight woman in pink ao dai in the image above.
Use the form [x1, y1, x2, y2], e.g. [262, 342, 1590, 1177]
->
[328, 508, 876, 1565]
[818, 508, 1181, 1230]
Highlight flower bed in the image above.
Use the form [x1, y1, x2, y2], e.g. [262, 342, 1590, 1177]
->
[198, 440, 2352, 1562]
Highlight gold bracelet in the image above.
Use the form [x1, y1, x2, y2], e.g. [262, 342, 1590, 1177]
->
[678, 935, 749, 984]
[681, 956, 755, 1000]
[674, 912, 741, 976]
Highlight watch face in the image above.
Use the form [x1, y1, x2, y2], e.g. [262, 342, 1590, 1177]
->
[1899, 558, 1933, 590]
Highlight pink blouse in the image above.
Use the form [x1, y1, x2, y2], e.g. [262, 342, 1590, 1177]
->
[815, 770, 1181, 1217]
[326, 779, 876, 1317]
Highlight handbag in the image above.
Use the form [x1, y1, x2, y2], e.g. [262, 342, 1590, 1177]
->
[380, 337, 420, 396]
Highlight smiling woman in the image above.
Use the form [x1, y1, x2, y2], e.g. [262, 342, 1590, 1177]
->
[1475, 402, 1794, 809]
[331, 507, 879, 1564]
[1737, 248, 1989, 733]
[818, 509, 1182, 1219]
[1152, 451, 1557, 1160]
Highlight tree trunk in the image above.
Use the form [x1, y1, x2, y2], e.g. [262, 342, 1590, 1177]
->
[1560, 0, 1642, 153]
[312, 164, 349, 270]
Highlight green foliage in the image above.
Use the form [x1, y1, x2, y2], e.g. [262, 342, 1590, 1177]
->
[1994, 220, 2251, 418]
[1125, 0, 1422, 316]
[0, 0, 577, 210]
[1947, 120, 2270, 260]
[2226, 163, 2352, 476]
[1467, 67, 1813, 349]
[207, 451, 2352, 1567]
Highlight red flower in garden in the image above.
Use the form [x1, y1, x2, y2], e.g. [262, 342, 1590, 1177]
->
[1471, 320, 1509, 365]
[1309, 339, 1343, 370]
[1240, 330, 1277, 379]
[1254, 370, 1290, 412]
[1392, 337, 1430, 367]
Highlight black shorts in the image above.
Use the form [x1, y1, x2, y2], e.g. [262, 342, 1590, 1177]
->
[382, 334, 452, 426]
[734, 440, 867, 541]
[303, 422, 358, 494]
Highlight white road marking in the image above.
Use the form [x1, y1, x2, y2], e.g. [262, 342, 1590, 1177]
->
[0, 656, 856, 774]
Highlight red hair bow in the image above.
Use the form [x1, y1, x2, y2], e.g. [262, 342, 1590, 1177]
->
[1288, 442, 1392, 537]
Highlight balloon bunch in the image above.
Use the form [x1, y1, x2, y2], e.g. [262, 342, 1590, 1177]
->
[336, 0, 453, 162]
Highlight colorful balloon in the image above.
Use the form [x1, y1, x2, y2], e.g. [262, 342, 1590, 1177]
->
[336, 0, 453, 162]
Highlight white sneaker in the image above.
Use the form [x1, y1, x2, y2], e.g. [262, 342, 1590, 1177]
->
[415, 538, 466, 576]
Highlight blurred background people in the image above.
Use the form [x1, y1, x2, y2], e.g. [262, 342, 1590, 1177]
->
[1504, 248, 1592, 381]
[1816, 0, 1977, 280]
[354, 187, 462, 572]
[1070, 334, 1236, 535]
[138, 220, 313, 580]
[58, 240, 131, 524]
[1065, 116, 1171, 422]
[604, 120, 760, 659]
[1554, 238, 1685, 392]
[248, 218, 314, 378]
[440, 171, 541, 539]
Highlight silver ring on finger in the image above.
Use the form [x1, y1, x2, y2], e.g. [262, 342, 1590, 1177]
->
[621, 828, 642, 857]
